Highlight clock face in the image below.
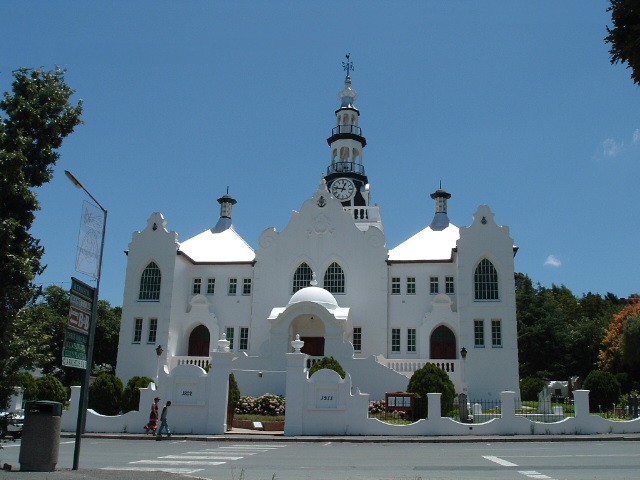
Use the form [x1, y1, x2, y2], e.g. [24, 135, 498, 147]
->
[331, 178, 356, 201]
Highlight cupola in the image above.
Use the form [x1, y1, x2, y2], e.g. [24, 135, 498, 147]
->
[429, 186, 451, 231]
[211, 189, 237, 233]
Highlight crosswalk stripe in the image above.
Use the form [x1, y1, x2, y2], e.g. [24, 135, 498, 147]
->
[102, 467, 204, 474]
[132, 459, 226, 466]
[518, 471, 554, 480]
[220, 446, 278, 450]
[159, 455, 243, 460]
[483, 455, 519, 467]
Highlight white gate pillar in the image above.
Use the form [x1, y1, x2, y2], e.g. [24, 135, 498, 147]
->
[284, 335, 308, 436]
[206, 338, 237, 434]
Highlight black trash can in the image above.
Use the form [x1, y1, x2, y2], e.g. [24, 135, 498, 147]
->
[19, 401, 63, 472]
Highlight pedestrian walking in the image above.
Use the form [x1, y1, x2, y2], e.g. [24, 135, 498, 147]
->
[156, 400, 172, 439]
[143, 397, 160, 435]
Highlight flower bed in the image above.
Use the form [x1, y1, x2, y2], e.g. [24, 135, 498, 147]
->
[235, 393, 285, 416]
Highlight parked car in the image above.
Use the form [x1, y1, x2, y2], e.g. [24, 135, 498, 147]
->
[0, 410, 24, 439]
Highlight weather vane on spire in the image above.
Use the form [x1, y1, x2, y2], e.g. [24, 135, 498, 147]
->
[342, 53, 354, 78]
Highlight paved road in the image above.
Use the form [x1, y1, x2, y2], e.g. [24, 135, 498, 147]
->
[1, 434, 639, 479]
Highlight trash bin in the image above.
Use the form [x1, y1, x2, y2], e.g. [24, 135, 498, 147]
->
[19, 401, 63, 472]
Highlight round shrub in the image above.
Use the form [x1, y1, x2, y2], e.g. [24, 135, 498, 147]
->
[520, 376, 546, 401]
[121, 376, 154, 413]
[35, 375, 68, 404]
[89, 373, 123, 416]
[583, 370, 621, 411]
[17, 373, 38, 401]
[406, 363, 455, 418]
[308, 356, 346, 379]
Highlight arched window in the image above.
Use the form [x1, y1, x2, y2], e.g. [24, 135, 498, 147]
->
[474, 258, 499, 300]
[139, 262, 161, 301]
[292, 262, 313, 293]
[323, 262, 345, 294]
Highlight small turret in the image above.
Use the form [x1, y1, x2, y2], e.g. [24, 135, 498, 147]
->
[211, 189, 237, 233]
[429, 186, 451, 231]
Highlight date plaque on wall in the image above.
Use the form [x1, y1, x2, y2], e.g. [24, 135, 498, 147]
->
[316, 388, 338, 408]
[174, 381, 202, 405]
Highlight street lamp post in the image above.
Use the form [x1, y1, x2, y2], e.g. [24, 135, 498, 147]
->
[459, 347, 469, 422]
[155, 345, 164, 383]
[65, 170, 107, 471]
[460, 347, 467, 394]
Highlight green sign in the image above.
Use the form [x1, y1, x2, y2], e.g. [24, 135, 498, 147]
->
[62, 278, 94, 369]
[62, 329, 89, 369]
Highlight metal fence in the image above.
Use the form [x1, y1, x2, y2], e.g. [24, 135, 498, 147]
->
[369, 396, 640, 425]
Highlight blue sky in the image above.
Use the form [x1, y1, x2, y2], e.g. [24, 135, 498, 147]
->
[2, 1, 638, 306]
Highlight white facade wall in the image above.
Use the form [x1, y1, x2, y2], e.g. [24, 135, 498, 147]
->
[116, 213, 179, 384]
[456, 206, 520, 399]
[115, 77, 521, 402]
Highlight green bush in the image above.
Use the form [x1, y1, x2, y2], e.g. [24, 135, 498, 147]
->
[35, 375, 68, 404]
[406, 363, 455, 418]
[228, 373, 241, 409]
[17, 373, 38, 401]
[583, 370, 621, 411]
[121, 376, 154, 413]
[88, 373, 123, 416]
[308, 356, 346, 379]
[520, 376, 546, 401]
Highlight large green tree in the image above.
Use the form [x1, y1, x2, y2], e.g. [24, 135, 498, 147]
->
[15, 285, 121, 388]
[0, 68, 82, 409]
[606, 0, 640, 86]
[516, 273, 622, 380]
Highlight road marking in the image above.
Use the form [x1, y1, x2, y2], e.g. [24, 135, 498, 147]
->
[160, 455, 243, 460]
[518, 471, 554, 479]
[132, 459, 226, 466]
[101, 467, 204, 474]
[483, 455, 519, 467]
[116, 442, 288, 474]
[219, 445, 278, 452]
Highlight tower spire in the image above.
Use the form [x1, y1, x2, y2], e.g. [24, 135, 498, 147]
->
[342, 53, 354, 80]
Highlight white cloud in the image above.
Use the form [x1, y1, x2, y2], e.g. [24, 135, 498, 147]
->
[544, 255, 561, 267]
[602, 138, 624, 157]
[633, 129, 640, 144]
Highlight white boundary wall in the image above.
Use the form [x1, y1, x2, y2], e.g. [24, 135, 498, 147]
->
[284, 352, 640, 436]
[63, 351, 640, 437]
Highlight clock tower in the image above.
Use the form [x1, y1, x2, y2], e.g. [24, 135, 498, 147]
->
[325, 55, 369, 208]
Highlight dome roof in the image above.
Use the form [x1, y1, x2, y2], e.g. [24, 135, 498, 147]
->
[287, 286, 339, 311]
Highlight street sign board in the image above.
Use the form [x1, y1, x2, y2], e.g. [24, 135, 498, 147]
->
[62, 277, 95, 369]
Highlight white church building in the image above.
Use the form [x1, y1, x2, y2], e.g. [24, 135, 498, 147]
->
[115, 70, 521, 402]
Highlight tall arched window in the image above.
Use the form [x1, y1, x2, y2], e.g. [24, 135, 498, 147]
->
[474, 258, 499, 300]
[323, 262, 345, 294]
[139, 262, 161, 301]
[292, 262, 313, 293]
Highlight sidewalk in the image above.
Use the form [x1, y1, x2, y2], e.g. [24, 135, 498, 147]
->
[62, 430, 640, 443]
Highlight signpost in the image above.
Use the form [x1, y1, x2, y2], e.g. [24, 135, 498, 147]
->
[64, 170, 107, 471]
[62, 278, 94, 369]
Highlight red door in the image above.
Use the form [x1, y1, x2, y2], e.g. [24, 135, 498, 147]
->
[188, 325, 210, 356]
[300, 337, 325, 356]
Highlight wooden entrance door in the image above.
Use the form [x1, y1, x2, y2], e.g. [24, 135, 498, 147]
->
[188, 325, 210, 356]
[300, 337, 325, 356]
